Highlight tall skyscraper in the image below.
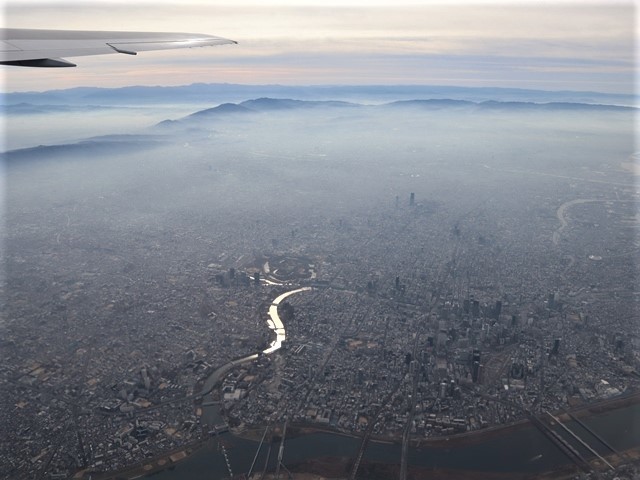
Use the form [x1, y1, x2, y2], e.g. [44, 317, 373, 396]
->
[471, 350, 481, 383]
[410, 192, 415, 206]
[472, 361, 480, 383]
[440, 382, 447, 398]
[472, 300, 480, 318]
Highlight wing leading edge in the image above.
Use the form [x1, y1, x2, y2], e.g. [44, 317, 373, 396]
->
[0, 28, 237, 67]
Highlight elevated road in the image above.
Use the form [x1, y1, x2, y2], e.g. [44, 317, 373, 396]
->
[400, 330, 423, 480]
[564, 410, 622, 458]
[399, 370, 418, 480]
[546, 411, 614, 470]
[471, 389, 598, 474]
[350, 376, 405, 480]
[275, 419, 288, 479]
[525, 412, 592, 473]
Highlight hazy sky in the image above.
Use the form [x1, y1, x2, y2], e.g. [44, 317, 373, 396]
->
[2, 0, 636, 93]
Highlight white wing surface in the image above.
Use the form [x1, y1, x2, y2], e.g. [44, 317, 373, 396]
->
[0, 28, 236, 67]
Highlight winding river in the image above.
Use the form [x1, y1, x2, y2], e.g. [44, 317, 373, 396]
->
[553, 198, 597, 246]
[198, 285, 312, 427]
[149, 283, 640, 479]
[263, 287, 312, 354]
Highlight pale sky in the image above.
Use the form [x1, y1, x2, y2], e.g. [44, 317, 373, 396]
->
[2, 0, 637, 93]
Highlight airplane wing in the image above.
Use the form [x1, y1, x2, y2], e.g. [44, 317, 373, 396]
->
[0, 28, 237, 67]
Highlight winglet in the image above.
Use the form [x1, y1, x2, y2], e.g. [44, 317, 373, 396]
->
[107, 43, 138, 55]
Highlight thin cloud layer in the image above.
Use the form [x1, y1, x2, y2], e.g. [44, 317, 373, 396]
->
[3, 2, 635, 92]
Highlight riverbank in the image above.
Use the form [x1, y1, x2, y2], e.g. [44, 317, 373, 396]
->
[237, 389, 640, 450]
[283, 456, 546, 480]
[83, 438, 210, 480]
[85, 388, 639, 480]
[416, 388, 640, 449]
[282, 443, 640, 480]
[566, 388, 640, 417]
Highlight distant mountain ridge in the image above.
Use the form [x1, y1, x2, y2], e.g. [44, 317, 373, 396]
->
[1, 103, 120, 115]
[156, 97, 635, 127]
[240, 98, 357, 110]
[387, 99, 634, 111]
[2, 83, 636, 108]
[2, 134, 165, 162]
[5, 95, 634, 160]
[188, 102, 253, 117]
